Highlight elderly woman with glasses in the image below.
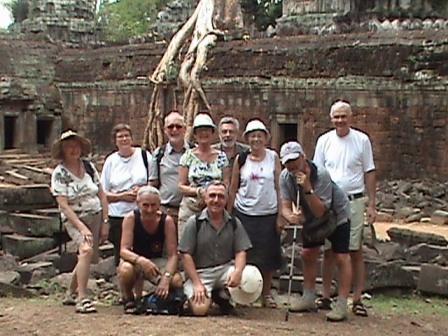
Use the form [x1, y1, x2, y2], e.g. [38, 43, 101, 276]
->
[177, 114, 230, 239]
[51, 130, 109, 313]
[100, 124, 153, 269]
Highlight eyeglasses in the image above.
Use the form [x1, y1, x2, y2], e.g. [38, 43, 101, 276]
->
[166, 124, 184, 130]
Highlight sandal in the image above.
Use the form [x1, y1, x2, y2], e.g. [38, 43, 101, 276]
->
[262, 295, 278, 309]
[123, 300, 138, 315]
[75, 298, 97, 314]
[62, 292, 77, 306]
[352, 301, 368, 317]
[316, 297, 332, 310]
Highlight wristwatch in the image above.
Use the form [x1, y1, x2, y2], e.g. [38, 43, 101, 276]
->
[304, 189, 314, 195]
[103, 218, 110, 224]
[164, 271, 173, 279]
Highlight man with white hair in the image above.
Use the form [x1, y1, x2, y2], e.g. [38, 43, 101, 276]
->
[313, 100, 376, 317]
[213, 116, 249, 169]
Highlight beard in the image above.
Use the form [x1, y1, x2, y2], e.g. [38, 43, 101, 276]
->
[220, 138, 236, 148]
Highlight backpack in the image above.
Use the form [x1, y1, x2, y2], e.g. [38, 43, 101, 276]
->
[236, 149, 251, 187]
[141, 287, 187, 315]
[82, 159, 95, 181]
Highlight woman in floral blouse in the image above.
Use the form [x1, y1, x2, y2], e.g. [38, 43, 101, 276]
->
[51, 130, 109, 314]
[177, 114, 230, 239]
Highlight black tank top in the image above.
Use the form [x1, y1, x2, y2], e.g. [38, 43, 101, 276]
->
[133, 209, 166, 259]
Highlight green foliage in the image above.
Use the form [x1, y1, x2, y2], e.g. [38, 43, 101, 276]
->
[241, 0, 282, 31]
[5, 0, 29, 23]
[98, 0, 170, 43]
[372, 294, 448, 317]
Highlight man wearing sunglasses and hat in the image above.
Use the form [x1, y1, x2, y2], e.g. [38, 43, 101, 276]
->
[279, 141, 352, 322]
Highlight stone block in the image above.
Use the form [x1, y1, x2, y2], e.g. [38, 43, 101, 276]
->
[8, 213, 60, 237]
[99, 243, 114, 259]
[0, 282, 35, 298]
[387, 227, 447, 247]
[376, 241, 406, 261]
[0, 210, 13, 233]
[0, 185, 55, 211]
[376, 211, 394, 222]
[407, 243, 448, 264]
[0, 271, 21, 285]
[1, 234, 55, 259]
[91, 256, 116, 280]
[17, 261, 56, 284]
[431, 210, 448, 225]
[365, 260, 416, 291]
[418, 264, 448, 296]
[0, 253, 19, 272]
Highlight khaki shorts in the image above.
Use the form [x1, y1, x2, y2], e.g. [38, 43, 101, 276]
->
[64, 212, 101, 264]
[183, 262, 233, 300]
[121, 257, 167, 284]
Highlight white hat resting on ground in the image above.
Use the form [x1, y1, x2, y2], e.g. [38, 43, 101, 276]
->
[228, 265, 263, 305]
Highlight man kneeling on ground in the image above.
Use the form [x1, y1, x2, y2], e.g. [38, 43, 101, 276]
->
[179, 181, 252, 316]
[118, 186, 182, 314]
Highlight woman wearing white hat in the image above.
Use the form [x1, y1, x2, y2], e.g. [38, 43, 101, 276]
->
[228, 119, 283, 308]
[178, 113, 230, 239]
[51, 130, 109, 313]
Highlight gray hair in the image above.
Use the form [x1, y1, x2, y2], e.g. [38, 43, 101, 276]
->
[205, 181, 228, 196]
[330, 100, 352, 118]
[218, 117, 240, 131]
[137, 185, 160, 199]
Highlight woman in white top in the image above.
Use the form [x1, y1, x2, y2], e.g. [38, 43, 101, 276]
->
[100, 124, 152, 267]
[228, 119, 283, 308]
[51, 130, 109, 313]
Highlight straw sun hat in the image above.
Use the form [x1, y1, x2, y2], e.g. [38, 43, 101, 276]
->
[51, 130, 91, 160]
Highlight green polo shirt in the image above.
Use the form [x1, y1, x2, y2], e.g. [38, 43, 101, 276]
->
[178, 209, 252, 269]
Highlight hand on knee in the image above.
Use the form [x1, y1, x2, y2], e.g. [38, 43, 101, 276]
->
[79, 244, 93, 258]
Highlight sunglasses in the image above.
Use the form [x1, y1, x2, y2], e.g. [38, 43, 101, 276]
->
[166, 124, 184, 130]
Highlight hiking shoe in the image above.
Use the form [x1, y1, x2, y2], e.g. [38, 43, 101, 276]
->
[316, 297, 332, 310]
[289, 297, 317, 313]
[326, 304, 348, 322]
[212, 289, 237, 315]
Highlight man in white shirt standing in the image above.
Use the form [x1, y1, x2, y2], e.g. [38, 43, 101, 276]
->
[313, 100, 376, 317]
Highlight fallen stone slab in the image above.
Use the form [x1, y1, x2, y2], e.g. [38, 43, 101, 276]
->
[91, 256, 116, 280]
[1, 234, 55, 259]
[418, 264, 448, 296]
[0, 184, 55, 211]
[8, 213, 60, 237]
[17, 261, 56, 285]
[387, 227, 447, 247]
[365, 260, 416, 291]
[376, 241, 406, 261]
[0, 271, 21, 285]
[407, 243, 448, 264]
[0, 210, 13, 234]
[0, 282, 35, 298]
[0, 253, 18, 271]
[431, 210, 448, 225]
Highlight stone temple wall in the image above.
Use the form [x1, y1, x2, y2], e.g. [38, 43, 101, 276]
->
[52, 30, 448, 180]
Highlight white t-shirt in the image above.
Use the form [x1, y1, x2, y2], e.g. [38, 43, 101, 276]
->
[101, 148, 152, 217]
[313, 128, 375, 195]
[235, 149, 278, 216]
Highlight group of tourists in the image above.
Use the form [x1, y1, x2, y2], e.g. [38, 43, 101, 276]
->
[50, 100, 376, 322]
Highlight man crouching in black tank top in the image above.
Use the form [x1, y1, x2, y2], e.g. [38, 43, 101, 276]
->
[118, 186, 182, 314]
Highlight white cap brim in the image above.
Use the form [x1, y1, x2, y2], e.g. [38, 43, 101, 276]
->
[281, 153, 301, 165]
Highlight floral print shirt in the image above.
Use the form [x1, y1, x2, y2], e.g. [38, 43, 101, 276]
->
[179, 149, 229, 187]
[51, 160, 102, 221]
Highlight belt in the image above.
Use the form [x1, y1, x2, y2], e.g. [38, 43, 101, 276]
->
[348, 192, 364, 201]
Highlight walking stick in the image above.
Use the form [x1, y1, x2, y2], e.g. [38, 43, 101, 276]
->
[285, 224, 298, 322]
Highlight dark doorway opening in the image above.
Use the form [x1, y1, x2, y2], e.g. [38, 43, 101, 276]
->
[279, 123, 298, 145]
[4, 116, 17, 149]
[37, 119, 53, 147]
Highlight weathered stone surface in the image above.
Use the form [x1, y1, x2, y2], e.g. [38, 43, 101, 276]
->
[418, 264, 448, 296]
[0, 282, 35, 298]
[1, 234, 55, 259]
[376, 211, 394, 222]
[365, 260, 416, 291]
[0, 271, 21, 285]
[8, 213, 59, 237]
[99, 243, 114, 259]
[0, 210, 12, 233]
[17, 261, 56, 285]
[431, 210, 448, 225]
[407, 243, 448, 264]
[0, 253, 19, 271]
[387, 227, 448, 247]
[376, 242, 406, 261]
[53, 252, 77, 273]
[91, 256, 116, 280]
[0, 185, 55, 211]
[51, 273, 98, 295]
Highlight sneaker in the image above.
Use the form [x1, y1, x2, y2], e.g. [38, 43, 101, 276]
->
[316, 297, 332, 310]
[212, 289, 237, 316]
[326, 304, 348, 322]
[289, 296, 317, 313]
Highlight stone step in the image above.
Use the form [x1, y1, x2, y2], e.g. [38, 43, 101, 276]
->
[8, 213, 60, 237]
[418, 264, 448, 296]
[0, 210, 13, 234]
[0, 184, 55, 211]
[1, 234, 56, 260]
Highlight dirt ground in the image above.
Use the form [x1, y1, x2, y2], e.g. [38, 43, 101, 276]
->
[1, 222, 447, 336]
[1, 297, 447, 336]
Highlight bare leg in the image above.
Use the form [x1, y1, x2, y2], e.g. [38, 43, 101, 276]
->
[350, 249, 365, 302]
[334, 253, 352, 298]
[76, 243, 93, 300]
[322, 249, 336, 298]
[302, 247, 320, 291]
[118, 261, 137, 301]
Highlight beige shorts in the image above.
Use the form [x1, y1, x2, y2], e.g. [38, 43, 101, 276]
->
[64, 212, 101, 264]
[183, 262, 233, 300]
[121, 257, 167, 284]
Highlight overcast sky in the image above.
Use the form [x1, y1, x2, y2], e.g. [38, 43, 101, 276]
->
[0, 1, 12, 29]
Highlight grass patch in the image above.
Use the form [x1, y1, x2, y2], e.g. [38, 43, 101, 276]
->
[371, 294, 448, 317]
